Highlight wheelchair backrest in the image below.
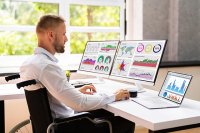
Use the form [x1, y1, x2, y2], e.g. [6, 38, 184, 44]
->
[5, 74, 53, 133]
[24, 88, 53, 133]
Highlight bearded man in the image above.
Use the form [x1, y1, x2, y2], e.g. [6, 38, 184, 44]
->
[20, 14, 135, 133]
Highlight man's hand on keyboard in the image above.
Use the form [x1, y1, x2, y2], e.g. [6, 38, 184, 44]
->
[79, 85, 97, 95]
[114, 89, 130, 101]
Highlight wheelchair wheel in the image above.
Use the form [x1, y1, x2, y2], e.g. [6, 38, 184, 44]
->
[9, 119, 31, 133]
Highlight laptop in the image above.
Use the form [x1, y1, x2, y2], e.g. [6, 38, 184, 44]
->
[131, 71, 193, 109]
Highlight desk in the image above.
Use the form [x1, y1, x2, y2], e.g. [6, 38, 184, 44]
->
[1, 79, 200, 133]
[92, 79, 200, 133]
[0, 84, 25, 133]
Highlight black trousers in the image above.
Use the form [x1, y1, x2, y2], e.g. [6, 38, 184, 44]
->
[56, 109, 135, 133]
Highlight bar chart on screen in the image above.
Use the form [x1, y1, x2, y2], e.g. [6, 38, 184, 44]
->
[166, 76, 189, 95]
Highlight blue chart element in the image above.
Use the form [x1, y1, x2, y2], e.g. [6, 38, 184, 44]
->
[119, 46, 135, 56]
[120, 46, 126, 56]
[166, 79, 186, 94]
[163, 92, 167, 97]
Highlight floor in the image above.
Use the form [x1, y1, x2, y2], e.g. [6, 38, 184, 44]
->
[135, 127, 200, 133]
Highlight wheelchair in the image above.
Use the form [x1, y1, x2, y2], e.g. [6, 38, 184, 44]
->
[5, 74, 113, 133]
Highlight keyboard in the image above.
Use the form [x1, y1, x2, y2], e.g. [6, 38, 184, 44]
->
[143, 97, 177, 106]
[132, 97, 180, 109]
[71, 81, 92, 88]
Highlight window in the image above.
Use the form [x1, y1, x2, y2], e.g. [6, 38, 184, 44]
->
[0, 0, 125, 68]
[0, 1, 59, 26]
[70, 4, 120, 54]
[0, 31, 37, 55]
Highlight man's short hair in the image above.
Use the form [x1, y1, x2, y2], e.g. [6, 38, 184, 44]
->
[36, 14, 66, 34]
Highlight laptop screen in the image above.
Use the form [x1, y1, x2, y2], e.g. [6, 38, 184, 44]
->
[158, 72, 193, 104]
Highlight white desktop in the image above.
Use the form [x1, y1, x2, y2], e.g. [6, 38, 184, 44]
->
[109, 40, 167, 92]
[77, 40, 120, 84]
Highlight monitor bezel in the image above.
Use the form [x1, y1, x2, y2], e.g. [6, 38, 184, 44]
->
[158, 71, 193, 105]
[78, 40, 120, 77]
[109, 75, 154, 86]
[109, 39, 168, 85]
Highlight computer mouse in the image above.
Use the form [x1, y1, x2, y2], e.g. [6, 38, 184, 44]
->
[129, 90, 137, 98]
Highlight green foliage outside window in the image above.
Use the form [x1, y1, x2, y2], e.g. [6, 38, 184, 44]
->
[0, 32, 37, 56]
[70, 5, 120, 54]
[0, 1, 58, 25]
[0, 1, 120, 56]
[70, 5, 120, 27]
[0, 1, 58, 56]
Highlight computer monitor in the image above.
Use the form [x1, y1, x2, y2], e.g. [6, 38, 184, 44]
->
[77, 41, 120, 83]
[109, 40, 167, 92]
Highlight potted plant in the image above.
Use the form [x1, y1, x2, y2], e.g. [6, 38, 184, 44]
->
[65, 70, 71, 82]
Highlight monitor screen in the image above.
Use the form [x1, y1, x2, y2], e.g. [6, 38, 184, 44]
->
[158, 72, 192, 104]
[110, 40, 167, 83]
[78, 41, 119, 75]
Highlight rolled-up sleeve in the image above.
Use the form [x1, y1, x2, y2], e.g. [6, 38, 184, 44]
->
[40, 64, 115, 111]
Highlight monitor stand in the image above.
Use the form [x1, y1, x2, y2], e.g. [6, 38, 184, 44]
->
[88, 76, 105, 84]
[125, 83, 146, 93]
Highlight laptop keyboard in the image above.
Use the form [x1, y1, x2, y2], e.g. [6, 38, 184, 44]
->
[139, 97, 178, 107]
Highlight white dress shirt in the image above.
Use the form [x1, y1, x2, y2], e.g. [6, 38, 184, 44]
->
[20, 47, 115, 119]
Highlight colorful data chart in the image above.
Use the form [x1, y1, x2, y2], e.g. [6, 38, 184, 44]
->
[117, 41, 137, 58]
[136, 41, 164, 55]
[104, 55, 112, 64]
[97, 55, 113, 65]
[95, 65, 104, 71]
[80, 56, 96, 71]
[163, 91, 182, 103]
[132, 56, 159, 68]
[101, 45, 116, 52]
[129, 68, 155, 81]
[82, 58, 96, 65]
[117, 60, 126, 72]
[99, 42, 118, 53]
[97, 55, 105, 64]
[104, 66, 109, 72]
[166, 79, 187, 94]
[119, 46, 135, 57]
[111, 59, 131, 76]
[153, 44, 162, 53]
[95, 65, 109, 72]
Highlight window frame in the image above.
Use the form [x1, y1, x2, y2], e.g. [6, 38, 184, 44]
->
[0, 0, 125, 68]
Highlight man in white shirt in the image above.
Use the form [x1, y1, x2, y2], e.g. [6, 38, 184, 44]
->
[20, 14, 135, 133]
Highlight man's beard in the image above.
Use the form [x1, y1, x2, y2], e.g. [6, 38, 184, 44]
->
[53, 35, 65, 53]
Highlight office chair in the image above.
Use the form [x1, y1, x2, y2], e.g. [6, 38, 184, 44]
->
[5, 74, 113, 133]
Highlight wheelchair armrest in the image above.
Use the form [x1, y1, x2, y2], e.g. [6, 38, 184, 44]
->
[16, 79, 37, 89]
[54, 112, 94, 124]
[5, 74, 20, 82]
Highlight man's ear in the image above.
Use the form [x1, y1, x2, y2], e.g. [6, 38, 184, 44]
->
[47, 30, 54, 41]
